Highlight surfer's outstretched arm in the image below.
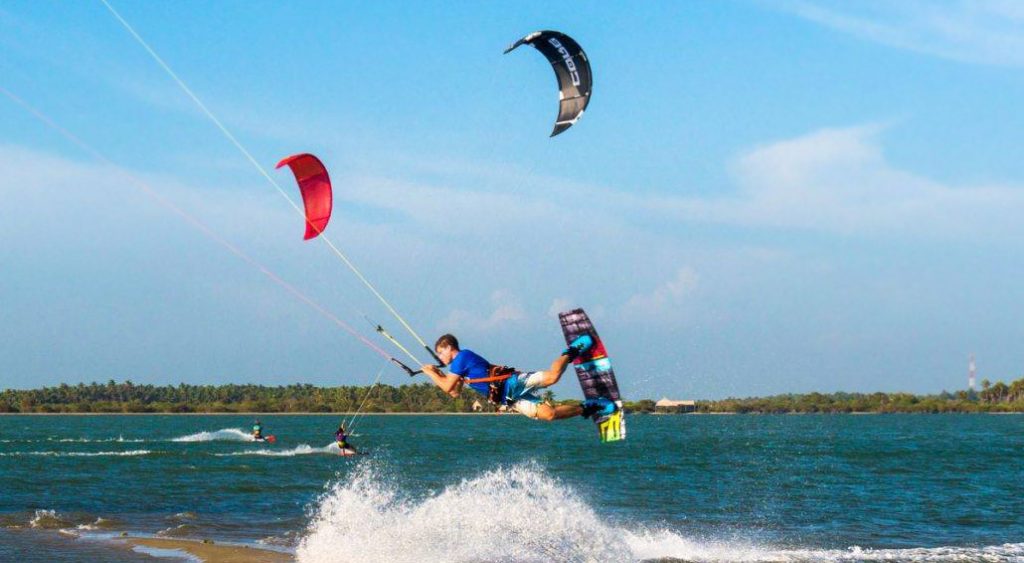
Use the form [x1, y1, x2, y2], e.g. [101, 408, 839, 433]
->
[422, 364, 464, 398]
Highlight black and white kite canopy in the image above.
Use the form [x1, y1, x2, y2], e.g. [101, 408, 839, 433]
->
[504, 30, 592, 137]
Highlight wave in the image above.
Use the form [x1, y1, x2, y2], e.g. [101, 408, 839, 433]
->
[622, 533, 1024, 562]
[171, 428, 253, 442]
[158, 523, 202, 537]
[216, 443, 338, 457]
[296, 462, 1024, 563]
[29, 510, 74, 530]
[0, 450, 152, 457]
[54, 435, 145, 443]
[167, 511, 198, 522]
[76, 517, 121, 531]
[1, 436, 145, 443]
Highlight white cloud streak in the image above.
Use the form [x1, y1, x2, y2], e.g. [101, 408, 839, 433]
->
[621, 267, 700, 323]
[437, 289, 529, 333]
[773, 0, 1024, 66]
[342, 124, 1024, 244]
[4, 117, 1024, 386]
[603, 124, 1024, 242]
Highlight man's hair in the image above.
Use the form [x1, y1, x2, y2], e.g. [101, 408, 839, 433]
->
[435, 334, 459, 352]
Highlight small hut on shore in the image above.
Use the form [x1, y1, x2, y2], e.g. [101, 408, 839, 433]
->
[655, 398, 696, 413]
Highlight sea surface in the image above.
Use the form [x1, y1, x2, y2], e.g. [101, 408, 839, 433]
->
[0, 413, 1021, 562]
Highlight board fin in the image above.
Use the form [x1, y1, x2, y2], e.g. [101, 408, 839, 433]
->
[596, 410, 624, 443]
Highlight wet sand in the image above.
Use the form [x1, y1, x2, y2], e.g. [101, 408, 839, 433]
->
[123, 537, 293, 562]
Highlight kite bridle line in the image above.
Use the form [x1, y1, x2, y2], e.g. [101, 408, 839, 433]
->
[344, 360, 389, 433]
[360, 315, 447, 378]
[99, 0, 442, 366]
[0, 84, 424, 380]
[361, 315, 422, 367]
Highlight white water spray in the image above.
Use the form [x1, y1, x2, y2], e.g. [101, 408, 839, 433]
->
[296, 462, 1024, 563]
[171, 428, 252, 442]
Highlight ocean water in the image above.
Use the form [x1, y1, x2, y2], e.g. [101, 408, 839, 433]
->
[0, 414, 1021, 562]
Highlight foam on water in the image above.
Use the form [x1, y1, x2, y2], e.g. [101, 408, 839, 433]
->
[0, 436, 143, 443]
[296, 462, 1024, 563]
[0, 449, 152, 457]
[216, 443, 338, 457]
[158, 523, 201, 537]
[168, 512, 198, 522]
[171, 428, 252, 442]
[75, 517, 120, 531]
[622, 531, 1024, 561]
[130, 544, 203, 562]
[54, 435, 144, 443]
[29, 510, 74, 530]
[297, 461, 634, 563]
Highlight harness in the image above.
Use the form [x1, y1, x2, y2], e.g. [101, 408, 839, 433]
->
[463, 365, 516, 405]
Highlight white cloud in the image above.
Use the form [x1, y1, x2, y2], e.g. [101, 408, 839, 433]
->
[547, 298, 572, 319]
[621, 267, 700, 322]
[6, 118, 1024, 385]
[644, 124, 1024, 240]
[773, 0, 1024, 66]
[437, 289, 528, 333]
[336, 124, 1024, 245]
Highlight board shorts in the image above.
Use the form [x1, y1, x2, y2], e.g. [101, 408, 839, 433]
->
[503, 371, 546, 418]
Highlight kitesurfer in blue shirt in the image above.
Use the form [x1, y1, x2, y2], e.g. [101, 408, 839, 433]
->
[420, 334, 615, 420]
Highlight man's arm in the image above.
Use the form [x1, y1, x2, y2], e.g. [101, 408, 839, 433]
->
[422, 365, 464, 398]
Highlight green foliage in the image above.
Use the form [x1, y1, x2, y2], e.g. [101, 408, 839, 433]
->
[0, 381, 478, 414]
[697, 375, 1024, 414]
[2, 375, 1023, 413]
[623, 399, 656, 413]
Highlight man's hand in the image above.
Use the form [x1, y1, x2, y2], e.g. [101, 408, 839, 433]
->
[420, 364, 463, 397]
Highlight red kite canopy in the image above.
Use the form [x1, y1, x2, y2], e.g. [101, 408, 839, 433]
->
[276, 153, 333, 240]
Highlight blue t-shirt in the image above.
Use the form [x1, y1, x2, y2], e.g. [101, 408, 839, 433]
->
[447, 349, 492, 396]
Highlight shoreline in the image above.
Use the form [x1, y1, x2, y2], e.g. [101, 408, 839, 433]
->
[0, 411, 513, 416]
[121, 537, 292, 563]
[1, 411, 1021, 416]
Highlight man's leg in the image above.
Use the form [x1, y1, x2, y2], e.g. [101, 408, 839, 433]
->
[537, 354, 573, 387]
[520, 401, 583, 421]
[537, 335, 595, 387]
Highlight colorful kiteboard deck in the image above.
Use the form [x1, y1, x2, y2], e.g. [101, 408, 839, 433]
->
[558, 308, 624, 443]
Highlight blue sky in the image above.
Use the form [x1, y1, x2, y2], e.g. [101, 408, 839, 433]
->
[2, 1, 1024, 399]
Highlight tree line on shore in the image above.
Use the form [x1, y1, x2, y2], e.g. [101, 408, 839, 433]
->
[1, 377, 1023, 414]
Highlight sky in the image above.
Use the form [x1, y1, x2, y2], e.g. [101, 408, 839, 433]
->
[2, 1, 1024, 400]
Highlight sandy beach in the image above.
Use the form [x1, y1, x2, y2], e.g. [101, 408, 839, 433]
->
[122, 537, 292, 562]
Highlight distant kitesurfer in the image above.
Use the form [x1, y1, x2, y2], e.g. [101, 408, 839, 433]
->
[420, 334, 615, 421]
[252, 419, 263, 441]
[335, 423, 356, 453]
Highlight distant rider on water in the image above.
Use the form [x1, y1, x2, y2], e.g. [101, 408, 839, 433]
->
[335, 423, 356, 453]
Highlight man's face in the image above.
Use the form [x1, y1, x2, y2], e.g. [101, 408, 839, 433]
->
[436, 345, 456, 366]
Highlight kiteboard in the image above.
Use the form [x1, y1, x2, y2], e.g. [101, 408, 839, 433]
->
[335, 447, 361, 457]
[252, 435, 276, 444]
[558, 308, 625, 443]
